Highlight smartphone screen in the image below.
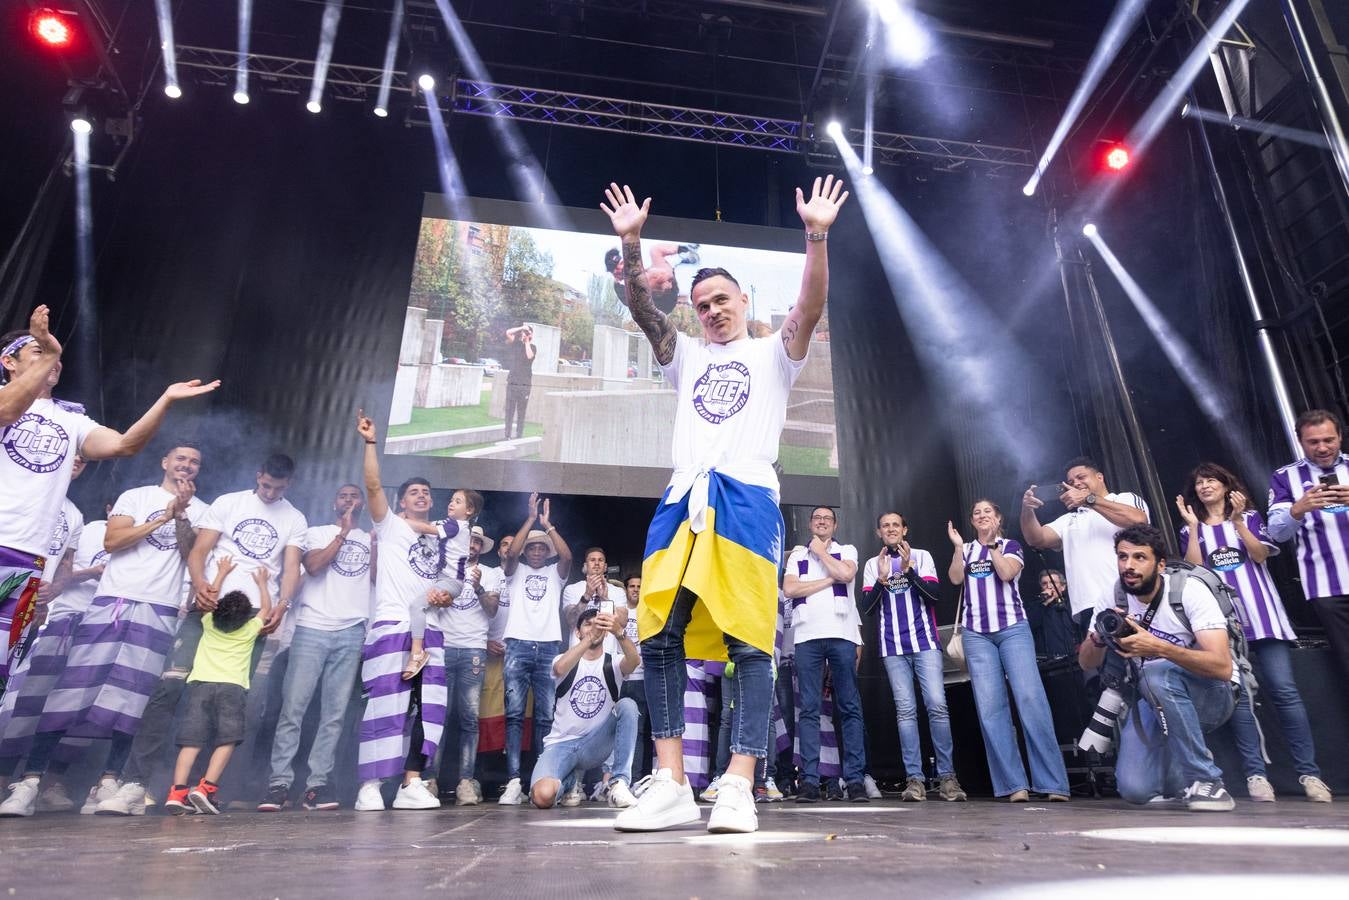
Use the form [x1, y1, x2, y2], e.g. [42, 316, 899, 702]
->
[1322, 473, 1341, 487]
[599, 599, 615, 616]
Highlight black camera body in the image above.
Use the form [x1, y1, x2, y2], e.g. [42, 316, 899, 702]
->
[1094, 607, 1136, 644]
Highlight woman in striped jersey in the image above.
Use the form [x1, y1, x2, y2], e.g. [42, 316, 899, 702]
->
[949, 499, 1069, 802]
[1176, 462, 1332, 803]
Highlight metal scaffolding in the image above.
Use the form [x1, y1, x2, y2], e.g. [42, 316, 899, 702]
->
[175, 45, 1033, 176]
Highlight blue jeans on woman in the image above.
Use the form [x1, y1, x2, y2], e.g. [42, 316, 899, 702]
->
[1226, 638, 1320, 778]
[1116, 658, 1235, 803]
[963, 620, 1069, 796]
[504, 638, 561, 779]
[882, 649, 956, 780]
[641, 588, 773, 758]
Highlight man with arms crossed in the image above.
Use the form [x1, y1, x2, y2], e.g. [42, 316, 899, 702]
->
[601, 176, 847, 834]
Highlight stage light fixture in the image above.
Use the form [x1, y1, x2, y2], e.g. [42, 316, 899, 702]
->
[1180, 101, 1191, 119]
[1104, 144, 1131, 171]
[164, 84, 182, 99]
[233, 91, 250, 105]
[862, 165, 874, 176]
[373, 106, 388, 118]
[1022, 183, 1035, 197]
[70, 117, 92, 135]
[306, 100, 322, 114]
[418, 73, 436, 92]
[826, 120, 843, 139]
[30, 8, 73, 47]
[1082, 223, 1098, 238]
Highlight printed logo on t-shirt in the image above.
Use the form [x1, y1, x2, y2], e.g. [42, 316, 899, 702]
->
[145, 509, 179, 551]
[408, 535, 441, 580]
[524, 573, 549, 602]
[1146, 626, 1185, 647]
[91, 549, 109, 568]
[569, 674, 607, 719]
[331, 539, 371, 578]
[886, 573, 911, 594]
[233, 518, 280, 560]
[3, 413, 70, 474]
[452, 584, 480, 611]
[967, 558, 994, 579]
[1207, 546, 1245, 573]
[691, 361, 751, 425]
[47, 512, 69, 557]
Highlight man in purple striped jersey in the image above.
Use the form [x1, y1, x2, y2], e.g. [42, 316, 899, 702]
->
[1268, 409, 1349, 683]
[861, 512, 966, 802]
[782, 506, 866, 803]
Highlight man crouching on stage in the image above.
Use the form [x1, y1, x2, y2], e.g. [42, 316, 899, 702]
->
[600, 176, 847, 834]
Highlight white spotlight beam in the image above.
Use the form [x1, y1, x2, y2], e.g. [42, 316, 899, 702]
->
[307, 0, 344, 114]
[1184, 104, 1331, 150]
[872, 0, 934, 70]
[1023, 0, 1148, 197]
[236, 0, 253, 102]
[374, 0, 404, 117]
[154, 0, 180, 98]
[72, 128, 95, 324]
[1086, 229, 1262, 478]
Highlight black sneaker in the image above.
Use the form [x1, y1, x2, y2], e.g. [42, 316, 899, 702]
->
[795, 781, 821, 803]
[1183, 780, 1235, 812]
[846, 782, 870, 803]
[825, 779, 845, 802]
[303, 784, 340, 811]
[257, 784, 289, 812]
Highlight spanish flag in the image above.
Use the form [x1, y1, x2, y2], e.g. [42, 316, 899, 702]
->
[638, 470, 784, 661]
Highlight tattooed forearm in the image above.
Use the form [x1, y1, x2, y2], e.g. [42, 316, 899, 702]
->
[622, 239, 677, 365]
[780, 314, 800, 355]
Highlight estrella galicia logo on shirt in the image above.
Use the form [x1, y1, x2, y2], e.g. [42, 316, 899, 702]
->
[232, 518, 279, 560]
[331, 539, 371, 578]
[886, 573, 911, 594]
[3, 413, 70, 474]
[691, 361, 751, 425]
[1207, 546, 1245, 572]
[569, 675, 607, 719]
[524, 573, 548, 602]
[47, 511, 69, 557]
[408, 535, 441, 580]
[145, 509, 179, 551]
[967, 558, 994, 579]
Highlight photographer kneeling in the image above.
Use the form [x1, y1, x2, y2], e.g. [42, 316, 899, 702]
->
[1078, 525, 1238, 811]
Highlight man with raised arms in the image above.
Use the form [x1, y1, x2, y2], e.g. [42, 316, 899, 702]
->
[600, 176, 847, 834]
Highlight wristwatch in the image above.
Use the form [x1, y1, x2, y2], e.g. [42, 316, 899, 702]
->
[1084, 494, 1098, 507]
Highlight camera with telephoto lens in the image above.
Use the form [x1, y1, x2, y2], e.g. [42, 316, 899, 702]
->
[1076, 610, 1136, 753]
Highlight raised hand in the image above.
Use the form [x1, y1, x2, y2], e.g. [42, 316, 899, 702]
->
[1175, 494, 1199, 527]
[796, 174, 849, 231]
[252, 566, 270, 589]
[28, 305, 61, 356]
[601, 183, 651, 240]
[539, 498, 553, 530]
[163, 379, 222, 402]
[216, 554, 236, 578]
[946, 520, 964, 549]
[1022, 485, 1044, 511]
[356, 409, 377, 443]
[1228, 491, 1249, 521]
[338, 506, 355, 534]
[165, 477, 195, 519]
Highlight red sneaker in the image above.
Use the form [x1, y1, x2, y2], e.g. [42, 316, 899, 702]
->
[165, 785, 192, 816]
[188, 779, 220, 815]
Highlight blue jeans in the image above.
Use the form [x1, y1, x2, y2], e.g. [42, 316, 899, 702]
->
[530, 697, 639, 803]
[641, 588, 773, 757]
[1116, 658, 1236, 803]
[883, 649, 956, 780]
[964, 621, 1070, 796]
[443, 646, 487, 781]
[268, 623, 365, 789]
[504, 638, 561, 779]
[1227, 639, 1320, 778]
[795, 637, 866, 784]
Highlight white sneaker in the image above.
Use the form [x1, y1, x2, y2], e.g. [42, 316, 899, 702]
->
[94, 781, 146, 816]
[36, 783, 75, 812]
[354, 780, 385, 812]
[0, 777, 41, 817]
[1247, 775, 1276, 802]
[614, 768, 701, 832]
[608, 780, 637, 809]
[82, 777, 120, 815]
[863, 774, 883, 800]
[393, 778, 440, 810]
[707, 773, 758, 834]
[455, 778, 480, 806]
[560, 781, 585, 808]
[498, 777, 524, 805]
[763, 776, 784, 802]
[700, 775, 721, 802]
[1301, 775, 1333, 803]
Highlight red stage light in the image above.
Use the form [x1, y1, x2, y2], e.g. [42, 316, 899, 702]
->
[30, 9, 73, 48]
[1105, 144, 1131, 171]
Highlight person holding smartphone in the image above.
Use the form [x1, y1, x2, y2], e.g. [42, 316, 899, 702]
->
[1269, 409, 1349, 685]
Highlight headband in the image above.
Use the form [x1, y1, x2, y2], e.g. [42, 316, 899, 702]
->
[1, 335, 34, 359]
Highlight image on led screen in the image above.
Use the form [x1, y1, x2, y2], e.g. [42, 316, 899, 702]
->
[387, 215, 838, 476]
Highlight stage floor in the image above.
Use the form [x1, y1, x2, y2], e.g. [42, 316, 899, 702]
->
[3, 797, 1348, 897]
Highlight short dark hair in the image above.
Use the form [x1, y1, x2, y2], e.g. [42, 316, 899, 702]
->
[397, 477, 431, 501]
[1114, 524, 1167, 562]
[811, 506, 836, 521]
[1296, 409, 1342, 439]
[604, 248, 621, 273]
[623, 573, 640, 586]
[212, 590, 255, 634]
[163, 440, 202, 457]
[690, 267, 740, 296]
[454, 488, 484, 517]
[1063, 455, 1101, 478]
[576, 607, 600, 632]
[876, 511, 906, 528]
[260, 454, 295, 480]
[1040, 568, 1065, 582]
[584, 547, 607, 560]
